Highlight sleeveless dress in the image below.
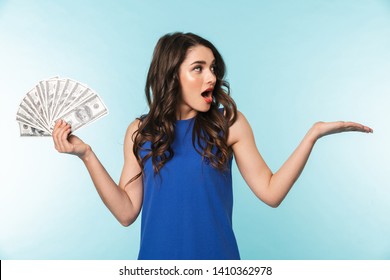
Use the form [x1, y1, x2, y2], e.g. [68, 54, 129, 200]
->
[138, 116, 240, 260]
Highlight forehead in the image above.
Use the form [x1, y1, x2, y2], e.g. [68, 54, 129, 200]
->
[182, 45, 215, 64]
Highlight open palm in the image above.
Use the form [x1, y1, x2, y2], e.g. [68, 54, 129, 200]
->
[313, 121, 373, 139]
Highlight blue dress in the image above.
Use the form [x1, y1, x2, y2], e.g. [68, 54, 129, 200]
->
[138, 116, 240, 260]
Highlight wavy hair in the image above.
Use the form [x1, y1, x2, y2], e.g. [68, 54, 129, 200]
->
[130, 32, 237, 183]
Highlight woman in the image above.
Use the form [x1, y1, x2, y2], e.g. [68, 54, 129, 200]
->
[52, 32, 373, 260]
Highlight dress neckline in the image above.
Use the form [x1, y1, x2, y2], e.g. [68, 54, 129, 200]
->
[176, 115, 196, 123]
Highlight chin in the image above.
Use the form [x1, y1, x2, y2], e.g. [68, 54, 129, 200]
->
[197, 105, 212, 113]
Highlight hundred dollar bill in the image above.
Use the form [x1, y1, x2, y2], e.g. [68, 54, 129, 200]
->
[41, 76, 59, 122]
[17, 76, 109, 137]
[37, 81, 49, 121]
[25, 86, 50, 129]
[18, 122, 51, 137]
[16, 106, 51, 134]
[56, 80, 94, 121]
[33, 84, 49, 126]
[48, 80, 94, 130]
[44, 77, 69, 126]
[51, 78, 78, 122]
[41, 78, 59, 125]
[60, 94, 108, 133]
[18, 97, 50, 132]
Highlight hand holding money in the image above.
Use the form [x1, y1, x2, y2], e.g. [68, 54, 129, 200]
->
[52, 119, 92, 159]
[16, 77, 109, 136]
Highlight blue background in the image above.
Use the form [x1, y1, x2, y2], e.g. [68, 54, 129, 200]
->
[0, 0, 389, 260]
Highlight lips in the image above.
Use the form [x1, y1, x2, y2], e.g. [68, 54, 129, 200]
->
[201, 88, 213, 104]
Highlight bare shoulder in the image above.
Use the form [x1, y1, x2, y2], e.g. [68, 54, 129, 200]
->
[122, 119, 142, 159]
[228, 110, 253, 147]
[120, 118, 143, 195]
[124, 118, 142, 143]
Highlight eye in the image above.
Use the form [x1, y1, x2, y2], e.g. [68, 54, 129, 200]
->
[211, 65, 216, 73]
[193, 65, 203, 72]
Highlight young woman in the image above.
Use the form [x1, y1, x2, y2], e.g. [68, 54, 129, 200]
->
[52, 32, 373, 260]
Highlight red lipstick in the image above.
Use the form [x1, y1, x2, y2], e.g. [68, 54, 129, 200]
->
[201, 87, 214, 104]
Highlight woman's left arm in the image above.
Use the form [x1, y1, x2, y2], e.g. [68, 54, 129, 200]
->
[229, 111, 373, 208]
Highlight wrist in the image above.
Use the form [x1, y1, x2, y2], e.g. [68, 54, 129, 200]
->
[79, 145, 94, 162]
[306, 123, 322, 144]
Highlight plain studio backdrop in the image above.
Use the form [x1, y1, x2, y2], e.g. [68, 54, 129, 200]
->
[0, 0, 389, 260]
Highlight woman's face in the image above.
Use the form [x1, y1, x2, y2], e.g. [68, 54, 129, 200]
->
[177, 45, 216, 120]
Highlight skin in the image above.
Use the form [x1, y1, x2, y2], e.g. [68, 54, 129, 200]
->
[177, 45, 216, 120]
[52, 45, 373, 226]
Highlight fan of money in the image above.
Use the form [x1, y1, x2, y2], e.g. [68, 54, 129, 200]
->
[16, 77, 109, 136]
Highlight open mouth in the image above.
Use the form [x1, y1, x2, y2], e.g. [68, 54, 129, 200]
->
[201, 89, 213, 103]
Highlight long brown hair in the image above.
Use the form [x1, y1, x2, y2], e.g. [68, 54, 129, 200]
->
[131, 32, 237, 183]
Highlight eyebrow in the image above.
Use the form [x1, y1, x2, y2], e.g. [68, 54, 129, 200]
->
[190, 60, 216, 65]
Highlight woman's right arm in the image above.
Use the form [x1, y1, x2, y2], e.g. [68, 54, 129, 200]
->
[52, 119, 143, 226]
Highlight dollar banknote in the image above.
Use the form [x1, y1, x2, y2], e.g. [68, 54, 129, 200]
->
[16, 77, 108, 136]
[18, 122, 51, 137]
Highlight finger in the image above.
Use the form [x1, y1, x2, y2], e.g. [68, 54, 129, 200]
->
[344, 122, 373, 133]
[61, 126, 73, 152]
[52, 120, 61, 137]
[58, 124, 71, 152]
[54, 119, 62, 129]
[365, 126, 373, 133]
[56, 128, 65, 152]
[52, 120, 63, 151]
[356, 123, 373, 133]
[56, 122, 70, 152]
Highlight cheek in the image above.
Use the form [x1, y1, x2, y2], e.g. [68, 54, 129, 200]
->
[181, 73, 201, 92]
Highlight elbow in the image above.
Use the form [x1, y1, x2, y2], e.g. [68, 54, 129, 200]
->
[261, 196, 282, 208]
[119, 218, 135, 227]
[268, 200, 281, 208]
[117, 204, 141, 227]
[118, 214, 137, 227]
[258, 197, 281, 208]
[120, 220, 132, 227]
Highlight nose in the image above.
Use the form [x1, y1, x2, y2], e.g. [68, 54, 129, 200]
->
[206, 69, 216, 86]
